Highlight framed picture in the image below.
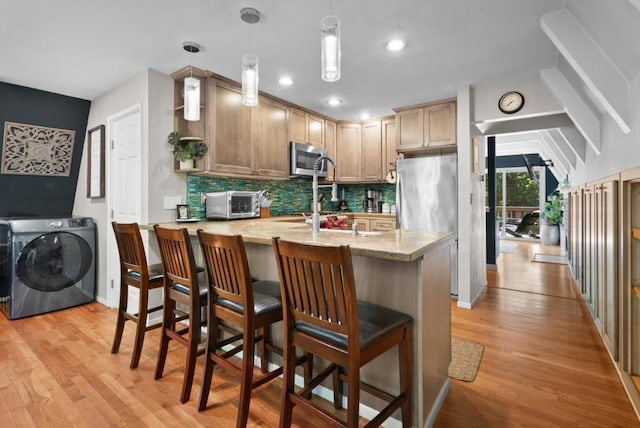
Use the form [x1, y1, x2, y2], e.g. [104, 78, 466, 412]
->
[176, 204, 191, 220]
[87, 125, 105, 198]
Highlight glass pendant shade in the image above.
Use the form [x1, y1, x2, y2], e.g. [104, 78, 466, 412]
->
[321, 16, 341, 82]
[242, 53, 259, 106]
[184, 76, 200, 121]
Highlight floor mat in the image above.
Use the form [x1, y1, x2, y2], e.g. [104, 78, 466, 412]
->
[449, 337, 484, 382]
[532, 253, 567, 264]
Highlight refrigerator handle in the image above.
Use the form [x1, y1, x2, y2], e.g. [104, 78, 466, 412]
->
[395, 172, 401, 229]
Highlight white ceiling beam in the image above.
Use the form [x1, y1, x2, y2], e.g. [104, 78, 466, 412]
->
[539, 135, 570, 177]
[540, 68, 601, 155]
[537, 146, 564, 181]
[545, 129, 577, 169]
[556, 127, 586, 165]
[540, 9, 631, 134]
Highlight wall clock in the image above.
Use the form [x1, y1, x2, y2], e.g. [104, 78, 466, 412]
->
[498, 91, 524, 114]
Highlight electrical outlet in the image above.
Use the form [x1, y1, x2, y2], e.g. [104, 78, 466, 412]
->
[163, 196, 182, 209]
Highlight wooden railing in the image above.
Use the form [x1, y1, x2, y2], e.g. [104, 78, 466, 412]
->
[496, 206, 538, 224]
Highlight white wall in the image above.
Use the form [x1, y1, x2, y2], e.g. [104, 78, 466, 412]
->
[72, 68, 177, 303]
[456, 85, 487, 308]
[473, 74, 563, 123]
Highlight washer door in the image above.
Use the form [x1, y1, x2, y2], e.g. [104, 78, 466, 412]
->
[16, 232, 93, 292]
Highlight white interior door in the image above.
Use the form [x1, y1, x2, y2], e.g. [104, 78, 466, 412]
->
[107, 104, 142, 309]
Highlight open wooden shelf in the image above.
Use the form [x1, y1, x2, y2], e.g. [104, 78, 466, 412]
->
[633, 227, 640, 240]
[634, 285, 640, 299]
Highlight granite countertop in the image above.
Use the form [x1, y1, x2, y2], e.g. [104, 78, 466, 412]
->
[142, 217, 454, 262]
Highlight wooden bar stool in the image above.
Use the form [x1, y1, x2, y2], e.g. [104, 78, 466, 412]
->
[272, 237, 413, 428]
[153, 225, 208, 404]
[110, 222, 164, 369]
[196, 231, 311, 428]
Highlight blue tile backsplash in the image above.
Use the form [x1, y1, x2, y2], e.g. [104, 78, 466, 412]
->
[186, 175, 395, 218]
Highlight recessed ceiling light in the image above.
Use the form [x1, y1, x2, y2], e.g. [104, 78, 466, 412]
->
[360, 113, 371, 120]
[327, 98, 342, 106]
[279, 76, 293, 86]
[386, 39, 406, 52]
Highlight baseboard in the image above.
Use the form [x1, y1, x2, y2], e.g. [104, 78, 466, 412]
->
[423, 378, 450, 428]
[95, 295, 108, 306]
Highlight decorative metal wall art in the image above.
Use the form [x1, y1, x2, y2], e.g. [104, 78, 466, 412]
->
[1, 121, 76, 176]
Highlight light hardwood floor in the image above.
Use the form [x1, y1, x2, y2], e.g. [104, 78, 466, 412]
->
[1, 240, 638, 427]
[435, 240, 639, 427]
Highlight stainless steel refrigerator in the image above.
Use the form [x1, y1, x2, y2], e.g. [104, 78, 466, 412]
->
[396, 154, 458, 297]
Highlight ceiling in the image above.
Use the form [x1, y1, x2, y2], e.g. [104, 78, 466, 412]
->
[0, 0, 565, 121]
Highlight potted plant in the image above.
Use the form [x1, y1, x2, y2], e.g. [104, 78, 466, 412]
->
[540, 190, 563, 245]
[167, 131, 208, 170]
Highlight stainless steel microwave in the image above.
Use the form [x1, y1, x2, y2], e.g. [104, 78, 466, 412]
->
[205, 191, 260, 220]
[290, 142, 328, 178]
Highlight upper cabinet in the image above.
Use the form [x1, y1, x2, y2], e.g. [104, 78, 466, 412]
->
[336, 124, 361, 182]
[361, 120, 382, 181]
[290, 108, 325, 148]
[382, 118, 398, 178]
[208, 81, 289, 178]
[394, 99, 456, 153]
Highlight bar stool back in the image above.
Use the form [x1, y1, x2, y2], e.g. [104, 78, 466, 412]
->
[196, 231, 294, 427]
[153, 225, 208, 404]
[110, 222, 164, 369]
[272, 237, 413, 428]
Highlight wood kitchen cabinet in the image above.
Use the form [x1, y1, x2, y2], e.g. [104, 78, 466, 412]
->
[208, 82, 253, 175]
[208, 81, 288, 177]
[324, 120, 337, 182]
[382, 117, 398, 178]
[371, 218, 395, 232]
[361, 120, 382, 181]
[597, 180, 618, 359]
[254, 96, 289, 177]
[290, 108, 325, 148]
[336, 123, 361, 182]
[394, 99, 456, 153]
[335, 121, 383, 183]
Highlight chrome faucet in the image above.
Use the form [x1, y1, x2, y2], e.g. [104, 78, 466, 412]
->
[312, 155, 337, 234]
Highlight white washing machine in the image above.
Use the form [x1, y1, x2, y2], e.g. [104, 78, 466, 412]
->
[0, 217, 96, 319]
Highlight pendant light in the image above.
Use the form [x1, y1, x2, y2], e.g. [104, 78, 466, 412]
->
[321, 15, 340, 82]
[182, 42, 201, 121]
[240, 7, 260, 106]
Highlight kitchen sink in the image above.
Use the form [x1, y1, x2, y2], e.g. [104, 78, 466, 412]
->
[316, 228, 381, 237]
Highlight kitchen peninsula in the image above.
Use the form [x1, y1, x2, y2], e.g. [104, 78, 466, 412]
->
[143, 217, 454, 427]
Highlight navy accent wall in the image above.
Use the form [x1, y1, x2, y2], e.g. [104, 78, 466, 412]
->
[0, 82, 91, 218]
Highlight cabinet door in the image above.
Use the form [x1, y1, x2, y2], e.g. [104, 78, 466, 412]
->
[371, 218, 395, 232]
[361, 120, 382, 181]
[601, 181, 618, 359]
[382, 118, 397, 176]
[324, 120, 337, 182]
[352, 217, 370, 232]
[254, 97, 288, 177]
[396, 108, 423, 150]
[336, 124, 361, 182]
[424, 101, 456, 147]
[308, 114, 324, 147]
[583, 186, 596, 313]
[210, 84, 253, 175]
[570, 189, 583, 287]
[290, 108, 307, 143]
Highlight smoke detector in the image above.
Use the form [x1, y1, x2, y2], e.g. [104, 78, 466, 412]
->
[240, 7, 261, 24]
